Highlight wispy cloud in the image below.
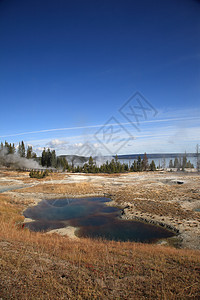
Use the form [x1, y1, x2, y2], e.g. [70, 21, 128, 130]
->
[0, 116, 200, 138]
[30, 123, 200, 156]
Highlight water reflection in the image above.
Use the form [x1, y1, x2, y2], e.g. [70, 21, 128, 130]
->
[24, 197, 174, 243]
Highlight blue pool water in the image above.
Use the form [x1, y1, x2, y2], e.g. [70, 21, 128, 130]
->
[24, 197, 174, 243]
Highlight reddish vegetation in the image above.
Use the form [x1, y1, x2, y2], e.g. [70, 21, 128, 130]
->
[0, 191, 200, 299]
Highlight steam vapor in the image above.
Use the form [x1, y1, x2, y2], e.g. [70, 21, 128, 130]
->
[0, 148, 41, 169]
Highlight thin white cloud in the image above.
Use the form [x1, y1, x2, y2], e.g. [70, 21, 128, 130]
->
[1, 116, 200, 138]
[25, 124, 200, 154]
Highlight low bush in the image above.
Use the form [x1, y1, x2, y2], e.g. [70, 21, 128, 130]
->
[29, 169, 49, 179]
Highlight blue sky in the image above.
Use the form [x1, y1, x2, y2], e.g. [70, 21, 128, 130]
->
[0, 0, 199, 156]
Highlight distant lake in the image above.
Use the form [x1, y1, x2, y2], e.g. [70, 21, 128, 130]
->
[24, 197, 174, 243]
[118, 155, 197, 168]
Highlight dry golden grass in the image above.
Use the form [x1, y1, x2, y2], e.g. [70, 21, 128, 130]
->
[132, 199, 199, 220]
[21, 172, 68, 183]
[0, 194, 200, 299]
[14, 182, 96, 195]
[0, 170, 67, 183]
[112, 185, 200, 221]
[0, 194, 24, 224]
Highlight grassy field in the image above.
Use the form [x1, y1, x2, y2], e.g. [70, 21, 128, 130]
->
[0, 187, 200, 299]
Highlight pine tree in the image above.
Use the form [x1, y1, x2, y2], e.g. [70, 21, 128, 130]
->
[21, 141, 26, 157]
[50, 150, 57, 168]
[169, 159, 173, 168]
[186, 160, 194, 168]
[61, 157, 68, 171]
[137, 156, 142, 172]
[150, 160, 156, 171]
[18, 142, 22, 157]
[8, 143, 14, 154]
[174, 157, 179, 168]
[41, 148, 47, 166]
[4, 141, 9, 153]
[88, 156, 94, 172]
[123, 163, 129, 171]
[120, 163, 125, 172]
[132, 160, 137, 172]
[17, 141, 26, 157]
[109, 159, 116, 173]
[32, 152, 37, 159]
[182, 152, 187, 171]
[26, 146, 33, 159]
[46, 148, 52, 167]
[83, 163, 88, 173]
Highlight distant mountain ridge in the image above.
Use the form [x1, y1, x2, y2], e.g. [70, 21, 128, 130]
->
[116, 153, 197, 160]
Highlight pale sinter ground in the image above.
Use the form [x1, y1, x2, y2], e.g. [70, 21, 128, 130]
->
[0, 170, 200, 249]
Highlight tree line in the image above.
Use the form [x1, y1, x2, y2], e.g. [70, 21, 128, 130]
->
[168, 154, 194, 170]
[1, 140, 198, 173]
[71, 154, 157, 173]
[0, 141, 37, 159]
[41, 148, 69, 170]
[0, 141, 69, 170]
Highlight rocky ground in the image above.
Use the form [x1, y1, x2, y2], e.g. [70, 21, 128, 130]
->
[0, 170, 200, 249]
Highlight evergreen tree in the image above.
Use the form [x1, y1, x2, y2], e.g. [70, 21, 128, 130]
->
[21, 141, 26, 157]
[83, 163, 88, 173]
[4, 141, 9, 153]
[46, 148, 52, 167]
[18, 142, 22, 157]
[182, 152, 187, 171]
[88, 156, 95, 172]
[123, 163, 129, 171]
[12, 143, 16, 153]
[32, 152, 37, 159]
[131, 160, 137, 172]
[137, 156, 142, 172]
[150, 160, 156, 171]
[115, 154, 118, 164]
[62, 157, 69, 171]
[120, 164, 125, 173]
[169, 159, 173, 168]
[26, 146, 33, 159]
[109, 159, 116, 173]
[115, 154, 120, 172]
[174, 157, 179, 168]
[41, 148, 47, 166]
[71, 157, 75, 169]
[50, 150, 57, 168]
[186, 160, 194, 168]
[178, 156, 182, 170]
[8, 143, 15, 154]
